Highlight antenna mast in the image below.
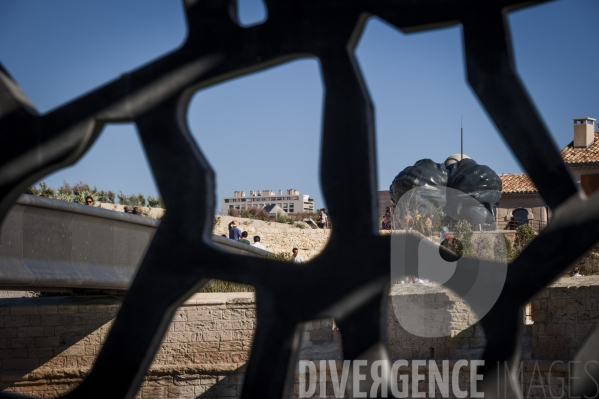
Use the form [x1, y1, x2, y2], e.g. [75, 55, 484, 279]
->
[460, 115, 463, 161]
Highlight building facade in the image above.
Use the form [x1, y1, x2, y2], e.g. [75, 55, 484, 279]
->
[221, 189, 315, 214]
[497, 117, 599, 231]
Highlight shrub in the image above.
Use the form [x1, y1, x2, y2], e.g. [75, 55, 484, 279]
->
[257, 209, 269, 221]
[574, 249, 599, 276]
[117, 191, 128, 205]
[473, 232, 492, 261]
[73, 190, 97, 205]
[58, 180, 72, 195]
[147, 196, 164, 208]
[514, 224, 535, 252]
[38, 182, 56, 198]
[454, 220, 473, 258]
[199, 280, 254, 292]
[269, 252, 293, 262]
[494, 233, 513, 263]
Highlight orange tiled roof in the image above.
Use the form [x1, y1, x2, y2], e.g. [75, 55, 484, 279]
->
[560, 133, 599, 165]
[499, 174, 537, 194]
[499, 133, 599, 194]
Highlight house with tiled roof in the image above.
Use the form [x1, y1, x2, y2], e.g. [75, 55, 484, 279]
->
[497, 117, 599, 231]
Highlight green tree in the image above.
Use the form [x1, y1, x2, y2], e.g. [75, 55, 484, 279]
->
[514, 224, 536, 252]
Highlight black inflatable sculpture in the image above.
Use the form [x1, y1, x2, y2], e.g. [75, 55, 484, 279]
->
[390, 156, 502, 228]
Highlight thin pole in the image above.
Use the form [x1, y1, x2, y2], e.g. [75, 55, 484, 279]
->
[460, 115, 463, 161]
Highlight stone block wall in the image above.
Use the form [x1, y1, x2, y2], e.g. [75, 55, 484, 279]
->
[529, 276, 599, 361]
[3, 277, 599, 398]
[0, 293, 341, 399]
[387, 283, 486, 361]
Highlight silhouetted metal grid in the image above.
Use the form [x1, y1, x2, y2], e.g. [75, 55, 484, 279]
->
[1, 1, 598, 398]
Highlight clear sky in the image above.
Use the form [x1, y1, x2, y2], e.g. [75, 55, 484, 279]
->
[1, 1, 597, 212]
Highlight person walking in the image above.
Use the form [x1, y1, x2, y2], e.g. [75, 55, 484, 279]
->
[317, 209, 328, 229]
[228, 220, 242, 241]
[292, 248, 304, 264]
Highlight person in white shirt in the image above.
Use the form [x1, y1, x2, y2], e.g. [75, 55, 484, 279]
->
[292, 248, 304, 264]
[252, 235, 265, 250]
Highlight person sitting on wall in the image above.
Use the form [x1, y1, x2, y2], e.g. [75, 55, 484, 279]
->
[228, 220, 242, 240]
[572, 266, 584, 277]
[124, 206, 133, 214]
[238, 231, 251, 245]
[252, 236, 265, 250]
[132, 206, 143, 216]
[85, 196, 94, 206]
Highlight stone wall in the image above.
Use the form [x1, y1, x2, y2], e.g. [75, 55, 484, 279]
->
[387, 283, 486, 361]
[2, 277, 599, 398]
[213, 216, 330, 261]
[0, 293, 339, 399]
[529, 275, 599, 361]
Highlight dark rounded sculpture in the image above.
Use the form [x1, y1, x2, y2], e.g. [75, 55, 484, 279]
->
[445, 158, 502, 225]
[389, 159, 448, 209]
[390, 156, 502, 229]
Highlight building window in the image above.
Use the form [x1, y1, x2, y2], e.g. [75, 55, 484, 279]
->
[512, 208, 529, 228]
[224, 199, 229, 203]
[294, 197, 299, 200]
[241, 199, 246, 202]
[229, 205, 233, 209]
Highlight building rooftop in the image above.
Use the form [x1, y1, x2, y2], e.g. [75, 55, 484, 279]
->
[500, 131, 599, 195]
[499, 173, 538, 194]
[560, 133, 599, 165]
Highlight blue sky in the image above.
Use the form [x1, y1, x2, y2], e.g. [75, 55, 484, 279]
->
[1, 1, 597, 211]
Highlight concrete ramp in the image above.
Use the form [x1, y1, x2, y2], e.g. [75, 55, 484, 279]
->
[0, 195, 271, 292]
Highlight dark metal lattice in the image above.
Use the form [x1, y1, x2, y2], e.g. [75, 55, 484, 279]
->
[1, 1, 599, 398]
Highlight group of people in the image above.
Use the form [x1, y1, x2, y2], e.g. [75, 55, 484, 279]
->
[227, 220, 304, 263]
[381, 207, 436, 235]
[227, 220, 265, 249]
[84, 196, 144, 216]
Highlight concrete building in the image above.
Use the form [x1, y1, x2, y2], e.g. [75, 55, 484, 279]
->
[377, 117, 599, 231]
[222, 189, 314, 214]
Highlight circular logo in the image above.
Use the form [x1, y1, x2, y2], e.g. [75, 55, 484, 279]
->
[390, 187, 508, 337]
